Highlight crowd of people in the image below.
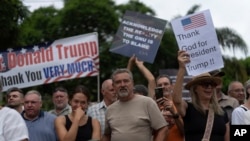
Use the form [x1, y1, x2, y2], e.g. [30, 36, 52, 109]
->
[1, 50, 250, 141]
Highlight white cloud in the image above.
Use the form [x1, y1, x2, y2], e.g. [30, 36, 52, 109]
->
[115, 0, 250, 59]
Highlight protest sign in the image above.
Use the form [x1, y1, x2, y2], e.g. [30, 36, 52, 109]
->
[110, 10, 167, 63]
[171, 9, 224, 76]
[0, 32, 99, 91]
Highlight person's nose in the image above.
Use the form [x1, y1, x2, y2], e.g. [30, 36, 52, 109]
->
[26, 102, 33, 107]
[75, 102, 82, 108]
[120, 81, 126, 87]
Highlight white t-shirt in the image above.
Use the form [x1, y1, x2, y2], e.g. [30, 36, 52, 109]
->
[0, 107, 29, 141]
[231, 105, 250, 125]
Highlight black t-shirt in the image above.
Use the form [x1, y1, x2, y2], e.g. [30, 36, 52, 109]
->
[184, 102, 228, 141]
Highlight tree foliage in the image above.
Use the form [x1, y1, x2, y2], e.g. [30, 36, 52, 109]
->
[216, 27, 248, 56]
[19, 6, 60, 46]
[0, 0, 248, 109]
[0, 0, 29, 48]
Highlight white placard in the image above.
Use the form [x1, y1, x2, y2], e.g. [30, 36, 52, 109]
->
[171, 9, 224, 76]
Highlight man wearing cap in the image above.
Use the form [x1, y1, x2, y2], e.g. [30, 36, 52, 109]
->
[6, 87, 25, 113]
[0, 82, 29, 141]
[209, 70, 239, 121]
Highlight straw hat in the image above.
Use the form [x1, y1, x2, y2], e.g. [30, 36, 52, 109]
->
[184, 73, 222, 90]
[209, 70, 225, 77]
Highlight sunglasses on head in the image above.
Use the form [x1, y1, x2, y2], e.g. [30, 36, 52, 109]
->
[197, 81, 217, 88]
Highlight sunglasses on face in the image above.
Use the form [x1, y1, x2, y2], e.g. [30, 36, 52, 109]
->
[197, 81, 217, 88]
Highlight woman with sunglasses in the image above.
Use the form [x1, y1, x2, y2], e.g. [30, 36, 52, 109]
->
[172, 50, 230, 141]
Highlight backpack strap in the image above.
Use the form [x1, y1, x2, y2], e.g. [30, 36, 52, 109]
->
[241, 106, 248, 111]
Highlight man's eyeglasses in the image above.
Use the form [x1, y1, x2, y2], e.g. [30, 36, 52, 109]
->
[230, 89, 244, 93]
[24, 101, 40, 105]
[197, 81, 217, 88]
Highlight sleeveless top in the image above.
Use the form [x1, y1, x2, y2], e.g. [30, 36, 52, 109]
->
[65, 115, 93, 141]
[183, 102, 228, 141]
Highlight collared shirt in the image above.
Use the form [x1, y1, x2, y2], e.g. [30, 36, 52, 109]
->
[87, 100, 107, 135]
[22, 111, 58, 141]
[49, 104, 72, 116]
[218, 93, 239, 109]
[218, 93, 239, 121]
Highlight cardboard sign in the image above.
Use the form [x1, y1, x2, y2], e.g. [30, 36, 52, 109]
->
[0, 33, 99, 91]
[171, 10, 224, 76]
[110, 10, 167, 63]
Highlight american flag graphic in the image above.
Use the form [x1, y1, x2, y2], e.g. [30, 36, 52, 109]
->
[181, 13, 207, 31]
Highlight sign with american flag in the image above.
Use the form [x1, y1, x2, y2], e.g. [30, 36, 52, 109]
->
[0, 33, 99, 91]
[181, 13, 207, 31]
[170, 10, 224, 76]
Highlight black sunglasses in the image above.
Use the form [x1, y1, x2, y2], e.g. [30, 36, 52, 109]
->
[197, 81, 217, 88]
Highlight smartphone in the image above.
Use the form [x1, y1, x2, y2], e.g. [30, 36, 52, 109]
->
[155, 87, 164, 99]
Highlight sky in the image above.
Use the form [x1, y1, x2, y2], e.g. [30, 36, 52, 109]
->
[22, 0, 250, 59]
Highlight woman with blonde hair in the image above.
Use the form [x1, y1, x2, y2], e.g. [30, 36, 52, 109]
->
[172, 50, 229, 141]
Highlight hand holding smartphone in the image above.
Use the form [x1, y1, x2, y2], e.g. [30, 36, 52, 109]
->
[155, 87, 164, 100]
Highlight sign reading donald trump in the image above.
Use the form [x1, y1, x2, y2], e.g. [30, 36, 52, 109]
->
[0, 33, 99, 91]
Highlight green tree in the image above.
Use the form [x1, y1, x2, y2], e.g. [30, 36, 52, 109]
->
[61, 0, 119, 42]
[2, 1, 248, 109]
[216, 27, 248, 56]
[0, 0, 29, 48]
[17, 0, 157, 105]
[19, 6, 60, 46]
[223, 56, 247, 84]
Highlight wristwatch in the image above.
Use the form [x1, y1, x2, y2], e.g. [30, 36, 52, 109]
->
[172, 113, 179, 119]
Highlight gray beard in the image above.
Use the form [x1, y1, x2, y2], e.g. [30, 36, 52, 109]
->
[118, 92, 128, 98]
